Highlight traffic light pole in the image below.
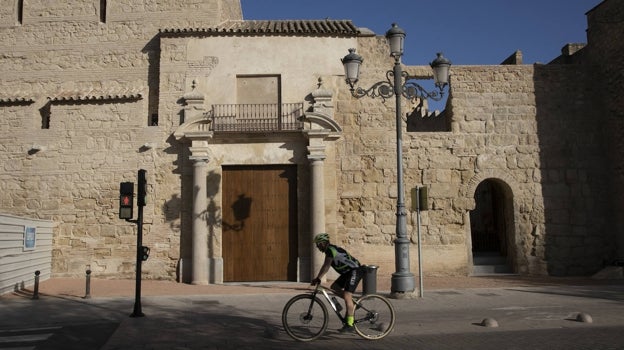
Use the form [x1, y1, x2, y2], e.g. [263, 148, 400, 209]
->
[130, 169, 147, 318]
[130, 201, 144, 317]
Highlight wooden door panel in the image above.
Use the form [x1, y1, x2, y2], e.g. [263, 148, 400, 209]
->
[222, 165, 297, 282]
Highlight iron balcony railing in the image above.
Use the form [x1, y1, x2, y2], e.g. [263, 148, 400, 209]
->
[211, 103, 304, 132]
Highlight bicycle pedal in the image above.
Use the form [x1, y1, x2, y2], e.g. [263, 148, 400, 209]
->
[338, 324, 355, 333]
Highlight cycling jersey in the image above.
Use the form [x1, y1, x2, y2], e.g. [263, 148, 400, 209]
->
[325, 244, 360, 274]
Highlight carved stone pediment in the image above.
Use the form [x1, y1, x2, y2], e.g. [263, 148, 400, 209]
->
[173, 113, 213, 141]
[301, 111, 342, 142]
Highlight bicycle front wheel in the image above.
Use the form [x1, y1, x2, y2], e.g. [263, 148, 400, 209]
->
[282, 294, 329, 341]
[353, 294, 396, 340]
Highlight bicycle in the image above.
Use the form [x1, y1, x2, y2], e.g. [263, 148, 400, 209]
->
[282, 283, 396, 341]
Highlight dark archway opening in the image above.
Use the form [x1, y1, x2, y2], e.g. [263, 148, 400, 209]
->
[470, 179, 513, 274]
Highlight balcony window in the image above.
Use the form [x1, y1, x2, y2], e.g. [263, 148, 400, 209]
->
[211, 103, 303, 132]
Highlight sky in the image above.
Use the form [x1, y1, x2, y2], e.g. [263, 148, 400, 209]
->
[240, 0, 603, 66]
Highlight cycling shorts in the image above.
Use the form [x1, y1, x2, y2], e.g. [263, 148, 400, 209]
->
[333, 267, 364, 293]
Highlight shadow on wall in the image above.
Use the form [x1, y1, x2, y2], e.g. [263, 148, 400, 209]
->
[173, 170, 222, 283]
[533, 62, 611, 276]
[142, 35, 161, 127]
[406, 91, 452, 132]
[222, 194, 252, 231]
[407, 108, 451, 132]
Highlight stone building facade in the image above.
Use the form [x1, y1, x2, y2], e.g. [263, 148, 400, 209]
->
[0, 0, 622, 284]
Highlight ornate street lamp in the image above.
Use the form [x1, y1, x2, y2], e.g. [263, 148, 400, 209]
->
[341, 23, 451, 296]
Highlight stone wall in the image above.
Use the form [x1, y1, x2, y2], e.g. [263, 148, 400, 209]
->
[0, 0, 241, 125]
[0, 0, 242, 278]
[586, 0, 624, 261]
[332, 31, 612, 276]
[0, 0, 620, 281]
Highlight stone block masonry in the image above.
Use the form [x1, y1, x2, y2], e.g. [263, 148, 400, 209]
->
[0, 1, 242, 278]
[0, 0, 622, 281]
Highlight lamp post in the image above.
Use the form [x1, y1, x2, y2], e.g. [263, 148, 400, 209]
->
[341, 23, 451, 295]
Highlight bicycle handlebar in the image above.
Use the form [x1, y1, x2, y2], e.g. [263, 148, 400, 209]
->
[310, 282, 325, 291]
[310, 283, 336, 295]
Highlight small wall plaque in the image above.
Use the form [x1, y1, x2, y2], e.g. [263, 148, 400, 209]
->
[23, 226, 36, 251]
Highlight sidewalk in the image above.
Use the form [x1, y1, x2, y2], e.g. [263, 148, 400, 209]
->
[2, 274, 624, 349]
[6, 273, 624, 299]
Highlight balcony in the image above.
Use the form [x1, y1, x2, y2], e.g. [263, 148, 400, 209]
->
[211, 103, 304, 133]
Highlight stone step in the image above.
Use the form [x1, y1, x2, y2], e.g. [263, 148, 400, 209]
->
[473, 254, 507, 266]
[472, 264, 513, 275]
[472, 253, 514, 276]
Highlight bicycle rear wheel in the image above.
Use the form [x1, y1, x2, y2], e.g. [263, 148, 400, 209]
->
[282, 294, 329, 341]
[353, 294, 396, 340]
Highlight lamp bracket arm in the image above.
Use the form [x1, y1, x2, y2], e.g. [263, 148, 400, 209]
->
[401, 79, 445, 101]
[348, 70, 447, 102]
[350, 79, 395, 102]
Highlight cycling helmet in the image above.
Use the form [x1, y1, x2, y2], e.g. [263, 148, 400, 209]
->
[313, 233, 330, 244]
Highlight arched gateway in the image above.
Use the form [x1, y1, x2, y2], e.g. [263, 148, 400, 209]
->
[173, 82, 342, 284]
[464, 171, 519, 275]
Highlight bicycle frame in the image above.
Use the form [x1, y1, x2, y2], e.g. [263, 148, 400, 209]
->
[313, 284, 346, 323]
[311, 284, 378, 327]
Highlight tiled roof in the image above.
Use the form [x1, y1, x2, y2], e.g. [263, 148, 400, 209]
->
[160, 19, 366, 37]
[0, 96, 34, 104]
[49, 90, 143, 102]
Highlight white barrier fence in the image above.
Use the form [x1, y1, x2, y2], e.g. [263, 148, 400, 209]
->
[0, 214, 54, 295]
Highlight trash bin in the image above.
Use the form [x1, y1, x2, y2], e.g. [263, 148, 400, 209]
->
[362, 265, 378, 295]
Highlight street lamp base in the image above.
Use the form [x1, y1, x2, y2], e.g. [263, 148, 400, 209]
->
[391, 272, 415, 295]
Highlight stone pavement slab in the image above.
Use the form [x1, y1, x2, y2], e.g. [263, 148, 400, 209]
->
[2, 275, 624, 349]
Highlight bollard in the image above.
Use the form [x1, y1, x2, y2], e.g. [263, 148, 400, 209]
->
[32, 270, 40, 300]
[84, 269, 92, 299]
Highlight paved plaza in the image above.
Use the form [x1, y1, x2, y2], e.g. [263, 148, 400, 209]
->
[1, 275, 624, 349]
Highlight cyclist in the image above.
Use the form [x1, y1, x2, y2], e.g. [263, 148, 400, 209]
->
[311, 233, 363, 333]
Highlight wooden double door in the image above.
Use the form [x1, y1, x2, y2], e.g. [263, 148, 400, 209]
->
[222, 165, 298, 282]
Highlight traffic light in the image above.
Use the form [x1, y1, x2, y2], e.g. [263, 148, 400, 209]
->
[119, 182, 134, 219]
[137, 169, 147, 207]
[140, 246, 150, 261]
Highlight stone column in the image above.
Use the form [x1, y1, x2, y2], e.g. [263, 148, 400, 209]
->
[191, 157, 209, 285]
[308, 146, 326, 281]
[304, 79, 339, 281]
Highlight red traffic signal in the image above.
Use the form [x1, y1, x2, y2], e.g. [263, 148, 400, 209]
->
[121, 194, 131, 206]
[119, 182, 134, 219]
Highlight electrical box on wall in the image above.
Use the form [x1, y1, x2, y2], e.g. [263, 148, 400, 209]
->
[411, 186, 428, 211]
